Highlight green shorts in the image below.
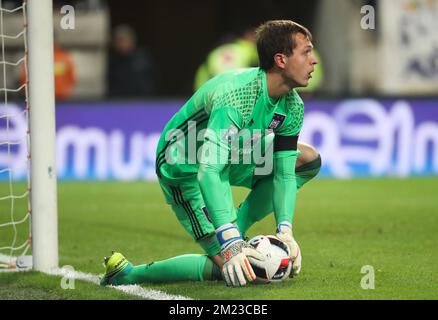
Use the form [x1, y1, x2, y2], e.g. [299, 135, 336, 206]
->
[158, 176, 222, 257]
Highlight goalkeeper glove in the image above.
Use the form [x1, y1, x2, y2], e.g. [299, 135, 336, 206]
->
[216, 223, 265, 287]
[276, 221, 302, 276]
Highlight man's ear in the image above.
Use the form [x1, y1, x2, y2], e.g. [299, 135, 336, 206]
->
[273, 53, 286, 69]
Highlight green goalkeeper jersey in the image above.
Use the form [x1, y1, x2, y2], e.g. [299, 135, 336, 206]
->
[156, 67, 304, 228]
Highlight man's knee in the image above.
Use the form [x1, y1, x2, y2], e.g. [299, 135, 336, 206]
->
[296, 142, 320, 169]
[295, 147, 321, 189]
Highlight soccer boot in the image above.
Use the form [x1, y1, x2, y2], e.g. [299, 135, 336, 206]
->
[100, 251, 133, 286]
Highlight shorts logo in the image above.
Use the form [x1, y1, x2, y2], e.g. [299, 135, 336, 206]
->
[269, 113, 286, 130]
[202, 206, 212, 224]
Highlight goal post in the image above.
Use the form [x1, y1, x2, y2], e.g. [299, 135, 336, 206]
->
[27, 0, 58, 272]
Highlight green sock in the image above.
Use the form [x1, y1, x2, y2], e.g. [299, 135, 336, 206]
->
[114, 254, 222, 284]
[236, 154, 321, 236]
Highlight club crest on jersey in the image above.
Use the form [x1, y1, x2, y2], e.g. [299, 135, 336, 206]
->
[269, 113, 286, 130]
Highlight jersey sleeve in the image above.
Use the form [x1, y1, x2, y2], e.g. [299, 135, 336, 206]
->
[275, 92, 304, 137]
[197, 106, 243, 228]
[271, 91, 305, 225]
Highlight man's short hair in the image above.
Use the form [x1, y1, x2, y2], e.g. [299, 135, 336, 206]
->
[255, 20, 312, 71]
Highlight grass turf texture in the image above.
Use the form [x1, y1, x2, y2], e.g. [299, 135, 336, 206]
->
[1, 178, 437, 299]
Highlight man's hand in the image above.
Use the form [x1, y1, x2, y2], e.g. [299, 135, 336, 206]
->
[217, 223, 265, 287]
[277, 222, 302, 276]
[221, 239, 265, 286]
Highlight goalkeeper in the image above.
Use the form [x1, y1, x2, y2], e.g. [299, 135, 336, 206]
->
[101, 20, 321, 287]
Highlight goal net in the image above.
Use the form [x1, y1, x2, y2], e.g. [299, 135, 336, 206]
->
[0, 0, 31, 269]
[1, 0, 58, 272]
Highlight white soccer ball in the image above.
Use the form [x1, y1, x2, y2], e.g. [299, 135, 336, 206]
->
[248, 235, 292, 283]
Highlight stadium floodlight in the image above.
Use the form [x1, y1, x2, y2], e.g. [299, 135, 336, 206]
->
[0, 0, 58, 272]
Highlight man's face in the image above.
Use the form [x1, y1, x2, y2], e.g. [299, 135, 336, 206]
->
[282, 33, 318, 87]
[114, 36, 135, 54]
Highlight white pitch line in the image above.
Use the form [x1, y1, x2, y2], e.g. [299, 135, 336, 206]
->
[0, 267, 29, 272]
[50, 267, 194, 300]
[0, 255, 193, 300]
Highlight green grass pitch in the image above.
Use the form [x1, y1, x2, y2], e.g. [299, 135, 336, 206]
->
[1, 178, 437, 299]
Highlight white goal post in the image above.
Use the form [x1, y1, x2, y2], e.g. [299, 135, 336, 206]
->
[27, 0, 58, 272]
[0, 0, 58, 272]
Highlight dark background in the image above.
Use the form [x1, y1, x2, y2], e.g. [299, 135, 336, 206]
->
[106, 0, 319, 96]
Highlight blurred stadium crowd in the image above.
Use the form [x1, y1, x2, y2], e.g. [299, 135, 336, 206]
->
[2, 0, 437, 101]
